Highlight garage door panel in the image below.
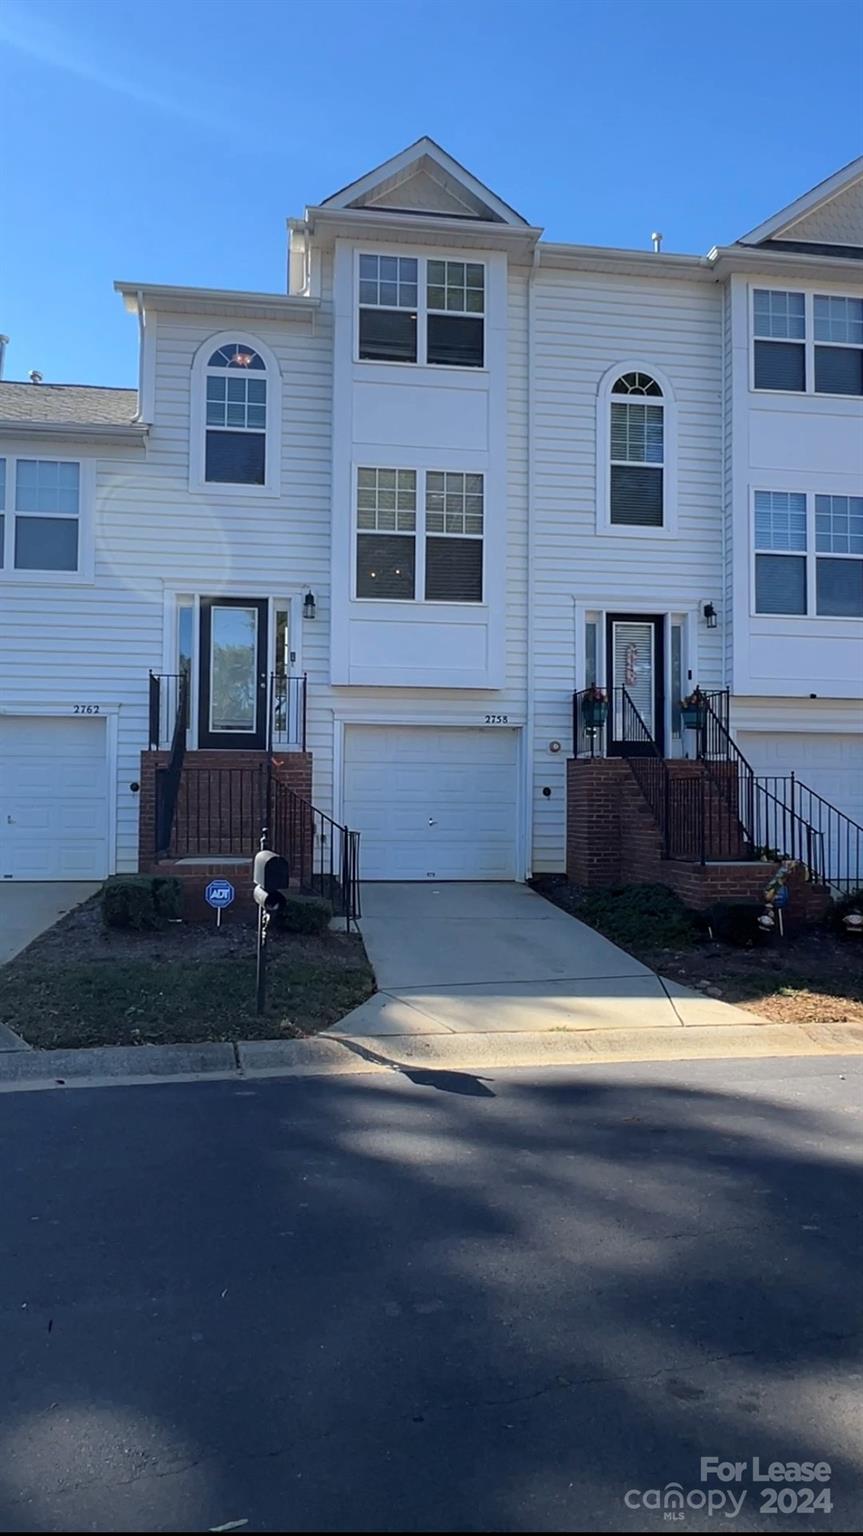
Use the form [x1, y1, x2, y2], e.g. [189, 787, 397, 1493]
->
[344, 725, 518, 881]
[0, 716, 109, 881]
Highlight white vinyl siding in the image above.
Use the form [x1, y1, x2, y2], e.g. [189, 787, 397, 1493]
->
[531, 269, 724, 871]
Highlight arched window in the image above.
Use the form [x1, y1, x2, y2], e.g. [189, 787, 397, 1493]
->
[205, 342, 267, 485]
[597, 363, 676, 533]
[191, 333, 280, 494]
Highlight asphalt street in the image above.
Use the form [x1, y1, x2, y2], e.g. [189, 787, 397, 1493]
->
[1, 1055, 861, 1532]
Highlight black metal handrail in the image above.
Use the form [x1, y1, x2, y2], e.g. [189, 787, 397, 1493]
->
[269, 674, 307, 753]
[149, 671, 308, 752]
[154, 672, 189, 858]
[149, 672, 188, 751]
[170, 761, 267, 860]
[698, 699, 825, 881]
[616, 686, 672, 850]
[755, 774, 860, 893]
[270, 780, 361, 932]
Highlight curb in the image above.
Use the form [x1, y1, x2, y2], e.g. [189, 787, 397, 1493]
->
[0, 1023, 862, 1092]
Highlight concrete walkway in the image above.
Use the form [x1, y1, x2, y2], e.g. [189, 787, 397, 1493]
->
[0, 882, 100, 966]
[325, 882, 764, 1040]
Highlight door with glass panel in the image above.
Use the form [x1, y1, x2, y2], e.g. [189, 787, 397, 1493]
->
[606, 614, 665, 756]
[198, 598, 269, 750]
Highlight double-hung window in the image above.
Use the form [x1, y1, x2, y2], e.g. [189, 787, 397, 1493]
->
[753, 290, 806, 391]
[355, 467, 484, 603]
[754, 491, 808, 614]
[752, 290, 863, 396]
[815, 495, 863, 616]
[358, 254, 485, 368]
[754, 490, 863, 617]
[358, 256, 418, 363]
[426, 261, 484, 367]
[609, 373, 664, 527]
[205, 342, 268, 485]
[0, 456, 81, 574]
[813, 296, 863, 396]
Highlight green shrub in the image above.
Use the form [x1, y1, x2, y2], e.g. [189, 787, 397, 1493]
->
[276, 893, 333, 935]
[577, 883, 701, 950]
[705, 900, 765, 947]
[101, 875, 183, 930]
[152, 875, 184, 922]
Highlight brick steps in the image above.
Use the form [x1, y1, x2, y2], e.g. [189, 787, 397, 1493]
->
[566, 756, 829, 923]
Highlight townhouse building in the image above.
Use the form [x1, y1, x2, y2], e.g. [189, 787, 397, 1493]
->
[1, 140, 860, 906]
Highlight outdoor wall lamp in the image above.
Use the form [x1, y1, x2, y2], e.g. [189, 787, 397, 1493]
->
[703, 601, 718, 629]
[303, 589, 316, 621]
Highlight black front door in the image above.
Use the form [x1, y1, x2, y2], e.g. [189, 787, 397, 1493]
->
[606, 613, 665, 756]
[198, 597, 269, 750]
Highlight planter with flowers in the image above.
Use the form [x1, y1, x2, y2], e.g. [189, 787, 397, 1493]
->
[581, 684, 608, 732]
[680, 686, 708, 732]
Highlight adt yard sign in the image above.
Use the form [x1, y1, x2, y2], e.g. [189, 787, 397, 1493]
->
[205, 879, 235, 926]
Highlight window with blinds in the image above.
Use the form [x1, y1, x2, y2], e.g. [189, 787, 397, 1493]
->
[609, 376, 664, 526]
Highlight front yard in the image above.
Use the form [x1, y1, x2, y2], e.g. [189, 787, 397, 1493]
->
[532, 877, 863, 1024]
[1, 896, 375, 1050]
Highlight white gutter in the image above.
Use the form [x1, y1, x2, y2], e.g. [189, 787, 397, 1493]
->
[133, 289, 145, 423]
[0, 421, 148, 443]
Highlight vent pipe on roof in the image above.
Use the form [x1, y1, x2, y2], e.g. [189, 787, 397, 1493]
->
[28, 369, 43, 384]
[0, 335, 8, 379]
[651, 231, 663, 253]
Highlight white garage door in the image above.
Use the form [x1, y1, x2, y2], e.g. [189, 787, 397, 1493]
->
[343, 725, 519, 881]
[0, 716, 109, 881]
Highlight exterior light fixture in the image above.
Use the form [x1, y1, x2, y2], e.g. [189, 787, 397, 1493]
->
[303, 589, 316, 621]
[703, 602, 718, 629]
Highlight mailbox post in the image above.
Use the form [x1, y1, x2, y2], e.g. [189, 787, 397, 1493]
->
[252, 834, 290, 1015]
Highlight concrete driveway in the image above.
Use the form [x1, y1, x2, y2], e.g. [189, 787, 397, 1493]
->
[328, 882, 761, 1039]
[0, 882, 100, 965]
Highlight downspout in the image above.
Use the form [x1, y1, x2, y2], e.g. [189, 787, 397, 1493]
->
[719, 279, 729, 708]
[524, 242, 540, 879]
[132, 289, 145, 423]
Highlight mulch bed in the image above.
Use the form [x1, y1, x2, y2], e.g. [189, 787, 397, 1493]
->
[532, 876, 863, 1025]
[1, 897, 375, 1050]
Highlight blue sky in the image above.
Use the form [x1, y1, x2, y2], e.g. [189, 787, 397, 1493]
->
[2, 0, 861, 387]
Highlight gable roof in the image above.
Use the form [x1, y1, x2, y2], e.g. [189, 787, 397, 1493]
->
[738, 155, 863, 247]
[0, 381, 138, 427]
[319, 136, 530, 227]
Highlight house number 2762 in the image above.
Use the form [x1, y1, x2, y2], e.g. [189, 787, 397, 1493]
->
[484, 714, 509, 725]
[73, 704, 101, 714]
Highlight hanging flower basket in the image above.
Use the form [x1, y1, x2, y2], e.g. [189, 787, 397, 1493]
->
[582, 685, 608, 730]
[680, 687, 707, 731]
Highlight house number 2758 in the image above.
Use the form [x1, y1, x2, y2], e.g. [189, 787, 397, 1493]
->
[484, 714, 509, 725]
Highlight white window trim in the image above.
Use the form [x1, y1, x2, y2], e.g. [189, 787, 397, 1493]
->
[353, 248, 487, 372]
[0, 452, 94, 584]
[351, 463, 486, 606]
[750, 487, 863, 620]
[189, 331, 282, 497]
[595, 361, 678, 537]
[749, 286, 863, 400]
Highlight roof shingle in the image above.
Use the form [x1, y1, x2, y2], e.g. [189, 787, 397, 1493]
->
[0, 381, 138, 427]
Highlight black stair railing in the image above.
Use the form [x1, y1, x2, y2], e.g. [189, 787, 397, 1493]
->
[698, 698, 826, 881]
[269, 778, 361, 932]
[755, 774, 860, 893]
[153, 671, 189, 858]
[616, 687, 672, 851]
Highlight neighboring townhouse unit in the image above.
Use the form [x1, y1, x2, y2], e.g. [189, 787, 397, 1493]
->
[1, 140, 860, 907]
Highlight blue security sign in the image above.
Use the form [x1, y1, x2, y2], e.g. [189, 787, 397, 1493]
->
[205, 879, 235, 910]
